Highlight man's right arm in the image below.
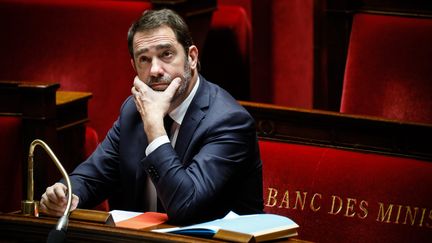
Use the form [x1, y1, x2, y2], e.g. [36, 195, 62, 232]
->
[67, 116, 123, 209]
[40, 182, 79, 216]
[40, 96, 126, 213]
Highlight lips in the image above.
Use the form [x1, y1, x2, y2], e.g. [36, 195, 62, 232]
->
[150, 82, 170, 91]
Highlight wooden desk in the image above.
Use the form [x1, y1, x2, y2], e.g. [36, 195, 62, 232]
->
[0, 212, 219, 243]
[56, 91, 92, 131]
[0, 81, 92, 205]
[0, 212, 309, 243]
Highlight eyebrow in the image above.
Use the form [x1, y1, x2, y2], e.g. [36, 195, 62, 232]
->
[134, 43, 174, 58]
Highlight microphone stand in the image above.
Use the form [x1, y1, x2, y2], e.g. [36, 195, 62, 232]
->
[21, 139, 73, 243]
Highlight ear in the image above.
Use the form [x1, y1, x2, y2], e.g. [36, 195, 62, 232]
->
[130, 58, 137, 72]
[187, 45, 199, 70]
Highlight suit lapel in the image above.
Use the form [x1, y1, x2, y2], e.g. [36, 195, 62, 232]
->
[174, 77, 210, 162]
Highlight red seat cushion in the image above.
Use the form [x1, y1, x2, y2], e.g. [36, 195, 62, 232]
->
[340, 13, 432, 124]
[260, 139, 432, 242]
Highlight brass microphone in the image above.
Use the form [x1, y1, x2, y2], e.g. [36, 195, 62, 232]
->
[21, 139, 73, 242]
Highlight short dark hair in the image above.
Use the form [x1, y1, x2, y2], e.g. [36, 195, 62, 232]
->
[127, 9, 193, 58]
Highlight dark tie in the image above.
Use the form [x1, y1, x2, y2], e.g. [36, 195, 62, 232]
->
[164, 115, 174, 138]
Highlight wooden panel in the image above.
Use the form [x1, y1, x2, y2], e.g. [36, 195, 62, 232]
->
[240, 101, 432, 161]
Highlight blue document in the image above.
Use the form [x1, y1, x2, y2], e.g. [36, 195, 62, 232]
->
[153, 212, 299, 242]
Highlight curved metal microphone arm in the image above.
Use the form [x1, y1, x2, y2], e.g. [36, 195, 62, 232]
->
[21, 139, 73, 221]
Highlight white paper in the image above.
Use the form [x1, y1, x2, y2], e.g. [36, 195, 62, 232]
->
[109, 209, 143, 223]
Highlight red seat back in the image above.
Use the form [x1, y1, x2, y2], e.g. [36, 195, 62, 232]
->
[260, 139, 432, 242]
[340, 13, 432, 124]
[84, 125, 109, 211]
[201, 4, 251, 100]
[0, 0, 151, 139]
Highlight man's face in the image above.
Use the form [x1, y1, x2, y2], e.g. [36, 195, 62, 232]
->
[131, 26, 192, 98]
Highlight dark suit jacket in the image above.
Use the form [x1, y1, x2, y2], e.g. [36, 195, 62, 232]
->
[69, 76, 263, 224]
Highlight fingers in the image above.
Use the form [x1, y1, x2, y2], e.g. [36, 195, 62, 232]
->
[132, 86, 142, 112]
[40, 183, 79, 216]
[131, 75, 182, 120]
[46, 183, 67, 204]
[132, 75, 181, 97]
[40, 183, 66, 216]
[134, 94, 144, 113]
[133, 76, 148, 94]
[131, 86, 139, 96]
[71, 194, 79, 211]
[40, 193, 64, 216]
[164, 77, 182, 97]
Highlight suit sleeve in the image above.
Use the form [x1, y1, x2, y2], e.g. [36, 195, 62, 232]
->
[67, 105, 124, 209]
[142, 108, 257, 223]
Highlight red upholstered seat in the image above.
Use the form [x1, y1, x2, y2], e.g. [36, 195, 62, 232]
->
[340, 13, 432, 124]
[259, 139, 432, 242]
[200, 4, 251, 100]
[84, 126, 109, 211]
[0, 0, 152, 140]
[0, 117, 22, 213]
[84, 126, 99, 159]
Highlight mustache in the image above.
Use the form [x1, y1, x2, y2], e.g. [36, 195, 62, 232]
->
[147, 75, 173, 85]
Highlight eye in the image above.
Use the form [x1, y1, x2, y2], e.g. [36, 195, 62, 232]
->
[161, 51, 174, 60]
[139, 56, 150, 64]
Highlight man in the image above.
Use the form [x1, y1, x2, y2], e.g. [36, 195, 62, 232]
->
[40, 9, 263, 224]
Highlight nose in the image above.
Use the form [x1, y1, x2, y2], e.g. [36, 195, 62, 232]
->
[149, 58, 164, 77]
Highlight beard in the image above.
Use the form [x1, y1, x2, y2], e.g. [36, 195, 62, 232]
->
[176, 59, 192, 97]
[146, 58, 192, 100]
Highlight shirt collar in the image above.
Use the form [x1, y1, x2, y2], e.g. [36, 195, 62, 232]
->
[169, 76, 200, 125]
